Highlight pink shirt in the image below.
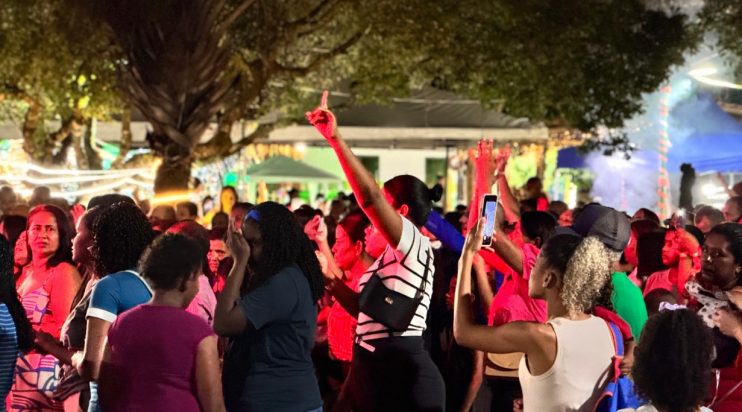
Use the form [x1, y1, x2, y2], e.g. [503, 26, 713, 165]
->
[100, 305, 214, 412]
[643, 269, 673, 297]
[185, 275, 217, 326]
[488, 243, 547, 326]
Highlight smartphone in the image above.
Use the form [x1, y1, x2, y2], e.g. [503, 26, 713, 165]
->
[481, 194, 499, 246]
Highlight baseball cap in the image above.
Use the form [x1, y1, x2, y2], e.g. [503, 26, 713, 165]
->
[556, 204, 630, 252]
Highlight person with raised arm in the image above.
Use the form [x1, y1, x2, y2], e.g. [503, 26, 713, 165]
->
[307, 91, 445, 411]
[214, 203, 324, 412]
[454, 219, 616, 412]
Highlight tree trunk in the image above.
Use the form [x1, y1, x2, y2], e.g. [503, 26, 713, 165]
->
[83, 119, 103, 170]
[44, 110, 84, 163]
[22, 101, 43, 158]
[112, 108, 132, 169]
[153, 138, 192, 194]
[72, 117, 88, 169]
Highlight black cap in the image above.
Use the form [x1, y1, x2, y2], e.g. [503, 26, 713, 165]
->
[556, 204, 630, 252]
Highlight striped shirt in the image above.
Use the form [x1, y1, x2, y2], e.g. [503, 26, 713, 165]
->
[0, 303, 19, 411]
[356, 217, 434, 342]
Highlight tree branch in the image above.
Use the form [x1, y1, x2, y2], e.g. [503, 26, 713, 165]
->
[271, 28, 367, 77]
[217, 0, 258, 33]
[288, 0, 342, 31]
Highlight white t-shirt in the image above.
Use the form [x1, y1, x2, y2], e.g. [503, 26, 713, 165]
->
[519, 316, 614, 412]
[355, 217, 434, 342]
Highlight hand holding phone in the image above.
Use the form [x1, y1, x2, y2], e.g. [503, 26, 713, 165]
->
[481, 194, 499, 246]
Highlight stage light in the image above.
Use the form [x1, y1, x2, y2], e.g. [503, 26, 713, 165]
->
[688, 67, 742, 90]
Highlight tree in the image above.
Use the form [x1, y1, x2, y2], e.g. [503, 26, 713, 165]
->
[701, 0, 742, 81]
[0, 1, 121, 168]
[3, 0, 700, 192]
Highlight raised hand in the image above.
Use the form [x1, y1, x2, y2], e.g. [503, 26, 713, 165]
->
[463, 217, 485, 255]
[226, 220, 251, 267]
[494, 144, 511, 175]
[305, 90, 338, 142]
[70, 203, 86, 228]
[305, 215, 328, 244]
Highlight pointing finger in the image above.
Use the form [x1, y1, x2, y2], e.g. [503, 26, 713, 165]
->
[321, 90, 329, 109]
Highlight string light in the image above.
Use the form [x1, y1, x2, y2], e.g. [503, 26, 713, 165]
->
[150, 191, 193, 206]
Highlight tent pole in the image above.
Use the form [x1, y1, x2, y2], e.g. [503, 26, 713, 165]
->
[443, 144, 450, 211]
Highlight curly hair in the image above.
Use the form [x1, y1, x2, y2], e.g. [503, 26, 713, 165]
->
[542, 234, 614, 313]
[91, 202, 154, 276]
[632, 309, 712, 412]
[0, 236, 33, 352]
[245, 202, 324, 301]
[140, 234, 203, 291]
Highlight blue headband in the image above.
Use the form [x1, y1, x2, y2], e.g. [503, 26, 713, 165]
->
[247, 209, 260, 222]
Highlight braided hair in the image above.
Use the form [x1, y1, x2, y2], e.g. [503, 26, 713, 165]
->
[244, 202, 324, 301]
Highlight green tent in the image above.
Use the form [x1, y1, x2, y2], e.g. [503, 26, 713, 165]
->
[243, 156, 342, 183]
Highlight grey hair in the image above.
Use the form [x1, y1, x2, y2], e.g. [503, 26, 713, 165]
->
[560, 236, 615, 313]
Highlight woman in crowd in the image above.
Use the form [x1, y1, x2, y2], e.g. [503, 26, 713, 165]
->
[204, 187, 238, 227]
[34, 206, 106, 412]
[630, 308, 713, 412]
[689, 223, 742, 411]
[455, 220, 616, 411]
[307, 92, 445, 411]
[98, 234, 224, 412]
[622, 219, 660, 285]
[0, 236, 33, 410]
[306, 211, 373, 369]
[12, 231, 29, 282]
[0, 216, 27, 258]
[72, 202, 154, 412]
[12, 205, 82, 411]
[214, 202, 324, 412]
[205, 228, 232, 295]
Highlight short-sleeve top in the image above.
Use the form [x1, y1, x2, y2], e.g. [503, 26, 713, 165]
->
[0, 303, 18, 410]
[488, 243, 547, 326]
[356, 217, 435, 341]
[234, 264, 321, 412]
[101, 305, 214, 412]
[87, 270, 153, 323]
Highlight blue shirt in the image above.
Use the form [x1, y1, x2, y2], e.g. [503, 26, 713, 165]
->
[232, 264, 321, 412]
[425, 211, 465, 253]
[86, 270, 152, 412]
[87, 270, 153, 323]
[0, 304, 18, 412]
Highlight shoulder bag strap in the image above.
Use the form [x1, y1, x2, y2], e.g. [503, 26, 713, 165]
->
[414, 248, 431, 301]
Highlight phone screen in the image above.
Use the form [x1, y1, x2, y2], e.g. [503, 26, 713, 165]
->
[481, 194, 498, 246]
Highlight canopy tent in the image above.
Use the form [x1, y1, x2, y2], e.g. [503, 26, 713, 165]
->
[258, 86, 549, 148]
[243, 155, 342, 183]
[668, 93, 742, 173]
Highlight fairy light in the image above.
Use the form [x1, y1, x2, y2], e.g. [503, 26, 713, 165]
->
[656, 85, 672, 219]
[1, 161, 151, 177]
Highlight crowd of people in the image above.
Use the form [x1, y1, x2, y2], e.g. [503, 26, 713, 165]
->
[0, 95, 738, 411]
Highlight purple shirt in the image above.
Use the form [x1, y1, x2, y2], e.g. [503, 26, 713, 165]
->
[99, 305, 214, 412]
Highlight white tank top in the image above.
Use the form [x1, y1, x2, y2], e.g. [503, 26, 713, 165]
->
[519, 316, 614, 412]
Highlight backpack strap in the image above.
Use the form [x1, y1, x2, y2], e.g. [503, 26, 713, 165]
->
[605, 321, 624, 383]
[591, 321, 625, 412]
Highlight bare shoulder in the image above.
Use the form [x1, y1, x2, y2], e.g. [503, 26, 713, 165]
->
[52, 262, 82, 282]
